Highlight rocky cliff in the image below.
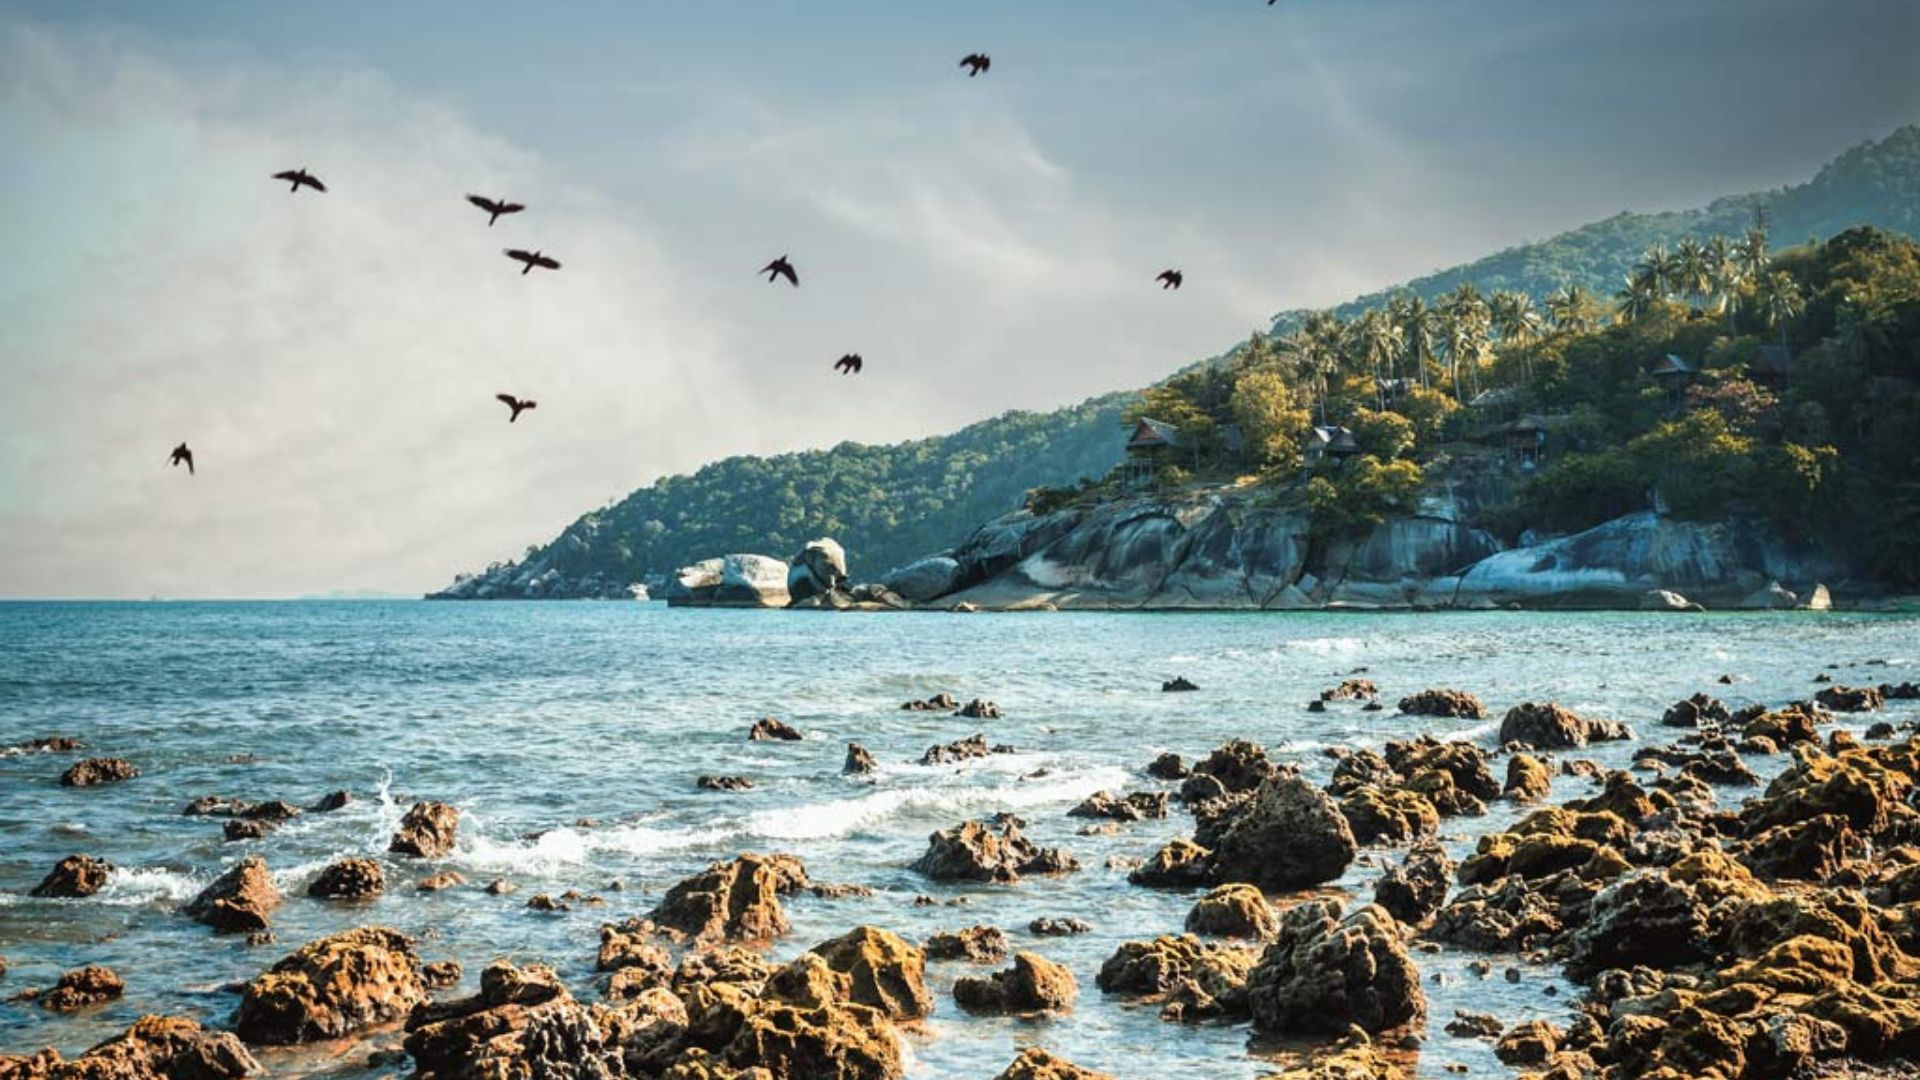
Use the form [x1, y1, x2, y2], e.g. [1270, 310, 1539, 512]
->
[906, 496, 1853, 612]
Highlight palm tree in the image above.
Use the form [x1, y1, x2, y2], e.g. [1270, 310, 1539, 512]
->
[1615, 274, 1660, 325]
[1395, 294, 1441, 392]
[1286, 311, 1346, 424]
[1706, 235, 1744, 331]
[1441, 283, 1491, 402]
[1545, 285, 1599, 334]
[1735, 227, 1769, 281]
[1754, 270, 1803, 350]
[1489, 290, 1542, 380]
[1350, 309, 1404, 408]
[1673, 237, 1713, 307]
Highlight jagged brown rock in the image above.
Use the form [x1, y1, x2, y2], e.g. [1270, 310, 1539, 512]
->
[649, 854, 790, 944]
[1245, 900, 1425, 1035]
[953, 952, 1076, 1015]
[307, 858, 385, 901]
[749, 717, 803, 741]
[1209, 775, 1357, 891]
[234, 926, 426, 1044]
[185, 856, 281, 932]
[1397, 688, 1485, 719]
[924, 925, 1007, 963]
[991, 1048, 1114, 1080]
[910, 819, 1076, 883]
[389, 801, 460, 858]
[30, 854, 113, 899]
[37, 966, 124, 1012]
[1373, 840, 1454, 926]
[0, 1016, 258, 1080]
[59, 758, 139, 787]
[1184, 883, 1277, 940]
[809, 926, 932, 1022]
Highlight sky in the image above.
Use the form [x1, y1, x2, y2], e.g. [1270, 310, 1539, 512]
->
[0, 0, 1916, 599]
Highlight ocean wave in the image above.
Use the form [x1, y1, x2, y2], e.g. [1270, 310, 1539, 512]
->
[100, 866, 203, 905]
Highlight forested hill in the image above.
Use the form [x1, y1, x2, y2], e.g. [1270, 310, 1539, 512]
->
[432, 395, 1132, 597]
[432, 124, 1919, 599]
[1268, 125, 1920, 335]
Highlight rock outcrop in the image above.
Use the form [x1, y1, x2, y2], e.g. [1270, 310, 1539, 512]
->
[649, 855, 791, 944]
[185, 856, 281, 932]
[30, 854, 113, 899]
[808, 926, 933, 1021]
[787, 538, 849, 603]
[952, 952, 1077, 1015]
[59, 758, 139, 787]
[1208, 776, 1357, 891]
[307, 858, 385, 901]
[37, 966, 125, 1012]
[389, 801, 460, 858]
[666, 554, 793, 608]
[1245, 900, 1425, 1035]
[234, 927, 426, 1044]
[0, 1016, 258, 1080]
[911, 819, 1077, 883]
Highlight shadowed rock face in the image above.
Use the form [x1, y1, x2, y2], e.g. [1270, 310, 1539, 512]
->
[931, 495, 1845, 611]
[0, 1016, 259, 1080]
[1246, 900, 1426, 1035]
[1209, 776, 1357, 891]
[185, 856, 281, 932]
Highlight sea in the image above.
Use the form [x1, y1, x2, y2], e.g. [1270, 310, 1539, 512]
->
[2, 601, 1916, 1078]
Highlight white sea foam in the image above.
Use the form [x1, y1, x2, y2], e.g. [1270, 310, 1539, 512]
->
[1281, 636, 1367, 658]
[100, 866, 203, 905]
[746, 764, 1127, 842]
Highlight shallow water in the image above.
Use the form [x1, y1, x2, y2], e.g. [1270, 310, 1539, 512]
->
[1, 602, 1916, 1077]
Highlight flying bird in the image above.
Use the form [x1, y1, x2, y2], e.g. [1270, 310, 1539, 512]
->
[466, 195, 526, 226]
[271, 168, 326, 194]
[960, 53, 991, 77]
[1156, 269, 1184, 290]
[761, 255, 799, 287]
[504, 249, 561, 275]
[833, 354, 864, 375]
[168, 443, 195, 475]
[496, 394, 537, 422]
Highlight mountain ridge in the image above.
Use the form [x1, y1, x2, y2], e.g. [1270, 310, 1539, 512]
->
[431, 123, 1920, 600]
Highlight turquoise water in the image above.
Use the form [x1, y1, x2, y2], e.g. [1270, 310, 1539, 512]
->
[2, 602, 1917, 1077]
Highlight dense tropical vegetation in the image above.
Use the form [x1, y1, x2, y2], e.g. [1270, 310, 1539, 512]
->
[1095, 225, 1920, 583]
[435, 126, 1920, 597]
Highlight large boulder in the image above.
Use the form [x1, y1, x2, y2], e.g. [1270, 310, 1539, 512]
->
[649, 855, 790, 944]
[184, 856, 281, 932]
[1209, 776, 1357, 891]
[924, 925, 1008, 963]
[1185, 883, 1278, 940]
[1397, 689, 1486, 719]
[1096, 935, 1258, 998]
[881, 556, 961, 603]
[910, 819, 1076, 883]
[234, 927, 427, 1044]
[404, 962, 631, 1080]
[38, 966, 125, 1012]
[1245, 900, 1425, 1035]
[952, 952, 1077, 1015]
[306, 858, 385, 901]
[1373, 841, 1454, 926]
[808, 926, 933, 1021]
[389, 801, 460, 858]
[1499, 701, 1632, 749]
[1565, 870, 1712, 981]
[788, 538, 850, 603]
[0, 1016, 258, 1080]
[30, 854, 113, 899]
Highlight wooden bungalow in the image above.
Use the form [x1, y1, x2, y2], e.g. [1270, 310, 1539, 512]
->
[1302, 425, 1362, 469]
[1122, 417, 1179, 486]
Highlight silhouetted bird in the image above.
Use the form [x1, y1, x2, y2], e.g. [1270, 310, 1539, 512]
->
[168, 443, 194, 475]
[466, 195, 526, 226]
[761, 255, 799, 287]
[1157, 269, 1184, 290]
[833, 354, 864, 375]
[960, 53, 991, 77]
[496, 394, 537, 422]
[272, 168, 326, 194]
[504, 249, 561, 275]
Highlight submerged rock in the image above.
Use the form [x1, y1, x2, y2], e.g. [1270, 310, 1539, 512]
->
[388, 801, 460, 858]
[991, 1048, 1114, 1080]
[234, 926, 426, 1045]
[749, 717, 804, 742]
[37, 966, 125, 1012]
[1068, 790, 1169, 822]
[59, 758, 139, 787]
[1162, 677, 1199, 693]
[1128, 838, 1213, 888]
[185, 856, 281, 933]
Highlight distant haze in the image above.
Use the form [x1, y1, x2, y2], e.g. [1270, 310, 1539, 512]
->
[1, 0, 1916, 598]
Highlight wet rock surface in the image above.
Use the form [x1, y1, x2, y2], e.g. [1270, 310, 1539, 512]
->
[1245, 900, 1426, 1035]
[234, 926, 427, 1044]
[953, 952, 1077, 1015]
[911, 818, 1078, 883]
[185, 856, 281, 932]
[30, 855, 113, 899]
[58, 758, 139, 787]
[388, 801, 460, 858]
[306, 858, 385, 901]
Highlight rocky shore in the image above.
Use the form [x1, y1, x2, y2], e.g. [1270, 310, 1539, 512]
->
[6, 659, 1920, 1079]
[429, 494, 1902, 612]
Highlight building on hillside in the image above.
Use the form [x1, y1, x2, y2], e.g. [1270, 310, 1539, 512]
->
[1750, 344, 1794, 387]
[1651, 353, 1698, 407]
[1122, 417, 1179, 487]
[1506, 415, 1550, 471]
[1302, 425, 1362, 469]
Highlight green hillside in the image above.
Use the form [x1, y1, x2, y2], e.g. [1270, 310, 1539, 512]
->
[432, 124, 1920, 599]
[1269, 126, 1920, 335]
